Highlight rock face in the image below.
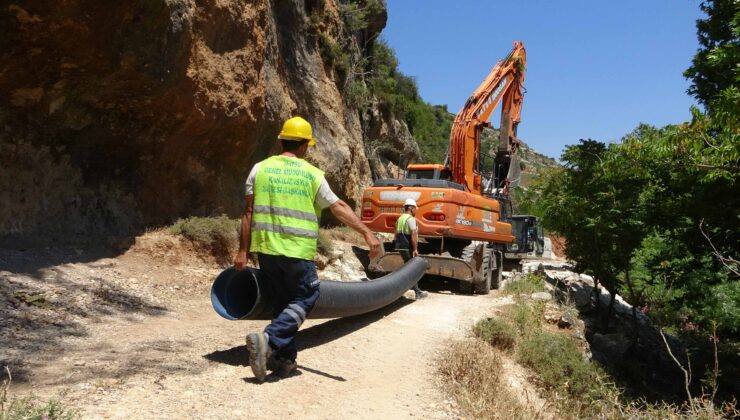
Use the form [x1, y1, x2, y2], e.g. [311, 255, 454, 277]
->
[0, 0, 407, 236]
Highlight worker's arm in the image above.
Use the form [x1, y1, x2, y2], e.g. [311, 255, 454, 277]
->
[234, 195, 254, 271]
[329, 200, 381, 259]
[411, 227, 419, 257]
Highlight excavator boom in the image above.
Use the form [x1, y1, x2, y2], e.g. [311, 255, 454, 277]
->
[449, 41, 526, 193]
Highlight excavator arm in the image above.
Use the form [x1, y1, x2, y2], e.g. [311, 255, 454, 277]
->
[448, 41, 526, 194]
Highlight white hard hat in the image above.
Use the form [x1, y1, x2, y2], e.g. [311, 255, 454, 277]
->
[404, 198, 417, 207]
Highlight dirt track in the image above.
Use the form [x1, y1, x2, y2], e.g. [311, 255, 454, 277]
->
[1, 236, 517, 419]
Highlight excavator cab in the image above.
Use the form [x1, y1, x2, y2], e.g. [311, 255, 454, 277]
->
[504, 215, 544, 261]
[406, 164, 452, 181]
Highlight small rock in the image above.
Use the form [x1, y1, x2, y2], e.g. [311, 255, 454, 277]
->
[314, 254, 329, 270]
[544, 312, 559, 323]
[591, 332, 631, 359]
[557, 312, 575, 328]
[531, 292, 552, 301]
[570, 284, 592, 309]
[328, 249, 344, 261]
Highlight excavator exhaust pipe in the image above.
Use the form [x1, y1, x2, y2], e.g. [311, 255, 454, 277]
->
[211, 257, 428, 320]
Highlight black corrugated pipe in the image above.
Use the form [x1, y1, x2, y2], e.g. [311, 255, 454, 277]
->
[211, 257, 428, 320]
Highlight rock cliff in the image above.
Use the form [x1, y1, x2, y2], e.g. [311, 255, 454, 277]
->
[0, 0, 415, 236]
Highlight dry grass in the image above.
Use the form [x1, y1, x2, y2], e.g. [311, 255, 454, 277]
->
[167, 215, 239, 264]
[316, 229, 335, 256]
[321, 226, 366, 246]
[438, 339, 541, 419]
[604, 397, 739, 419]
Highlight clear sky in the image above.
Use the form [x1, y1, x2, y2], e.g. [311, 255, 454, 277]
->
[382, 0, 704, 159]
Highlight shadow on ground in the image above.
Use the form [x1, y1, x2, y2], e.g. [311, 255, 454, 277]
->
[0, 238, 169, 384]
[0, 235, 136, 275]
[203, 297, 415, 368]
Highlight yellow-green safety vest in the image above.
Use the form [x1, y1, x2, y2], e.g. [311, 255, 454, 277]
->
[395, 213, 416, 251]
[396, 213, 412, 234]
[250, 155, 324, 260]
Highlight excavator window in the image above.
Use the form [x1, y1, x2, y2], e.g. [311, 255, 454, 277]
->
[406, 169, 437, 180]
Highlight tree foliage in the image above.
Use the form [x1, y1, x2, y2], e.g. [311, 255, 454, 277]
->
[684, 0, 740, 110]
[529, 2, 739, 336]
[535, 125, 738, 335]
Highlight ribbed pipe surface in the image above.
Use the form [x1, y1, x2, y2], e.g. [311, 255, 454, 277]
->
[211, 257, 428, 320]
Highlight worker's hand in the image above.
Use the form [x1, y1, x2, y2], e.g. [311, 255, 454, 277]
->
[412, 250, 419, 257]
[365, 232, 382, 260]
[234, 249, 249, 271]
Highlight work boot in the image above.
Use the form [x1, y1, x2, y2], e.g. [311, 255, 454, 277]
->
[267, 355, 297, 378]
[246, 332, 271, 382]
[415, 290, 429, 300]
[274, 359, 298, 378]
[266, 354, 279, 372]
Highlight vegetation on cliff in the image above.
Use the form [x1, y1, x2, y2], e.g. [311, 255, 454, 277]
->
[313, 0, 454, 165]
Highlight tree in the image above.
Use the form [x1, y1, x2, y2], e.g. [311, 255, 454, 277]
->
[684, 0, 740, 110]
[536, 140, 649, 331]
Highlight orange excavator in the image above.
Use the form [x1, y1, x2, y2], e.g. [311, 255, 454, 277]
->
[360, 41, 527, 293]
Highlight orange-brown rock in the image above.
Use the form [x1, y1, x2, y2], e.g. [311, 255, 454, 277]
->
[0, 0, 410, 236]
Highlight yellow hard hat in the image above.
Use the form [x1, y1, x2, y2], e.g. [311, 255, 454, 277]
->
[278, 116, 315, 146]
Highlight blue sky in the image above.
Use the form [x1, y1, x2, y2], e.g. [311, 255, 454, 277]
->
[382, 0, 704, 159]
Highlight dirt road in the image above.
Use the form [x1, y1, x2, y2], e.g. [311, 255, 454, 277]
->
[1, 236, 514, 419]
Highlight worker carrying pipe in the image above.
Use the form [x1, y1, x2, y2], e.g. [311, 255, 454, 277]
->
[232, 116, 382, 382]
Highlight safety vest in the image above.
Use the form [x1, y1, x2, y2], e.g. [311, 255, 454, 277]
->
[250, 155, 324, 260]
[396, 213, 412, 234]
[395, 213, 414, 250]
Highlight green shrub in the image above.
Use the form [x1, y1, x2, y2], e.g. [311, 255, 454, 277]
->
[318, 33, 348, 81]
[168, 215, 239, 262]
[344, 79, 371, 109]
[1, 397, 78, 420]
[509, 300, 545, 336]
[504, 273, 545, 295]
[473, 317, 516, 350]
[517, 331, 601, 398]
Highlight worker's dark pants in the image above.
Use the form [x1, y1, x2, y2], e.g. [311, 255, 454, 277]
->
[258, 253, 321, 363]
[398, 249, 423, 293]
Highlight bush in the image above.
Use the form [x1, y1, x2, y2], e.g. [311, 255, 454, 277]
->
[344, 79, 371, 109]
[167, 215, 239, 262]
[1, 397, 78, 420]
[509, 300, 545, 336]
[517, 331, 604, 399]
[318, 33, 348, 81]
[473, 317, 516, 351]
[504, 273, 545, 295]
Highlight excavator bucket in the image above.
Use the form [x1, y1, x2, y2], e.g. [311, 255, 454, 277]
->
[506, 154, 522, 188]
